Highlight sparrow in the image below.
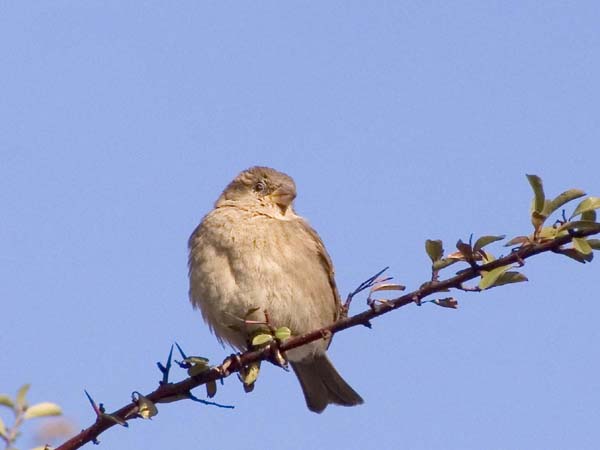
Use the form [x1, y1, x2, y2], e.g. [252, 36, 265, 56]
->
[188, 166, 363, 413]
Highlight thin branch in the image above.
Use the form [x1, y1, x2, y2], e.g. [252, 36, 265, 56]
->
[55, 228, 599, 450]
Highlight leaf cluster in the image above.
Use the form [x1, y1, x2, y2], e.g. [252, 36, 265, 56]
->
[424, 175, 600, 295]
[0, 384, 62, 450]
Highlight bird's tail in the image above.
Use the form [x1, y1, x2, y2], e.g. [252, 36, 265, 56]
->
[291, 353, 363, 413]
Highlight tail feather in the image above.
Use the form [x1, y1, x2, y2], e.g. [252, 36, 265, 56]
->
[291, 354, 363, 413]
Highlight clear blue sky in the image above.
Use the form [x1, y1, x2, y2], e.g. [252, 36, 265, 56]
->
[2, 2, 599, 449]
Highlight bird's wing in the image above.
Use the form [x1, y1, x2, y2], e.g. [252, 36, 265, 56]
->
[298, 218, 343, 322]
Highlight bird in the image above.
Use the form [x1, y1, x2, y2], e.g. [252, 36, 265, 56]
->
[188, 166, 363, 413]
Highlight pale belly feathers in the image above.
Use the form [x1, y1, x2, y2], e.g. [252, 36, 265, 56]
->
[188, 207, 338, 360]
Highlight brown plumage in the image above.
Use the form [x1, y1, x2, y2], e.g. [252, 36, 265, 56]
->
[188, 166, 363, 413]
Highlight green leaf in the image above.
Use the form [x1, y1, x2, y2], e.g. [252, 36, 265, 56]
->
[206, 380, 217, 398]
[588, 239, 600, 250]
[493, 271, 528, 287]
[23, 402, 62, 419]
[456, 239, 473, 260]
[581, 209, 597, 222]
[531, 210, 547, 233]
[571, 196, 600, 219]
[134, 395, 157, 419]
[240, 362, 260, 387]
[187, 365, 210, 377]
[184, 356, 209, 366]
[527, 174, 545, 213]
[370, 283, 406, 293]
[16, 384, 30, 410]
[0, 394, 14, 409]
[102, 413, 128, 427]
[274, 327, 291, 341]
[251, 333, 273, 346]
[559, 248, 594, 263]
[504, 236, 529, 247]
[573, 237, 593, 255]
[474, 235, 505, 252]
[538, 226, 558, 240]
[543, 189, 586, 216]
[0, 416, 7, 439]
[480, 250, 495, 263]
[479, 265, 512, 290]
[432, 258, 459, 271]
[558, 221, 600, 233]
[425, 239, 443, 262]
[184, 356, 210, 376]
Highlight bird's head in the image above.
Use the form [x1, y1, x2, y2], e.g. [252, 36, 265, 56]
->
[216, 166, 297, 216]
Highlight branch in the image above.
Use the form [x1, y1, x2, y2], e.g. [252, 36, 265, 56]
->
[55, 227, 599, 450]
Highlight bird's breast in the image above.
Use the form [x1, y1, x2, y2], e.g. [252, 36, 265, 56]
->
[189, 207, 336, 351]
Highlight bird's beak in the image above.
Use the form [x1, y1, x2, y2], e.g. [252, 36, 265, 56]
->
[270, 185, 296, 210]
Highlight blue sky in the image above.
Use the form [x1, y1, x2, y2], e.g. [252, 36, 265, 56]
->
[1, 2, 599, 449]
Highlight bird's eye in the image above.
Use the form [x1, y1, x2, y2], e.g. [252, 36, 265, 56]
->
[254, 181, 266, 193]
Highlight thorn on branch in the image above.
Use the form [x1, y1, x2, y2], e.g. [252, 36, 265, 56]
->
[84, 390, 102, 417]
[174, 342, 191, 369]
[157, 344, 174, 384]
